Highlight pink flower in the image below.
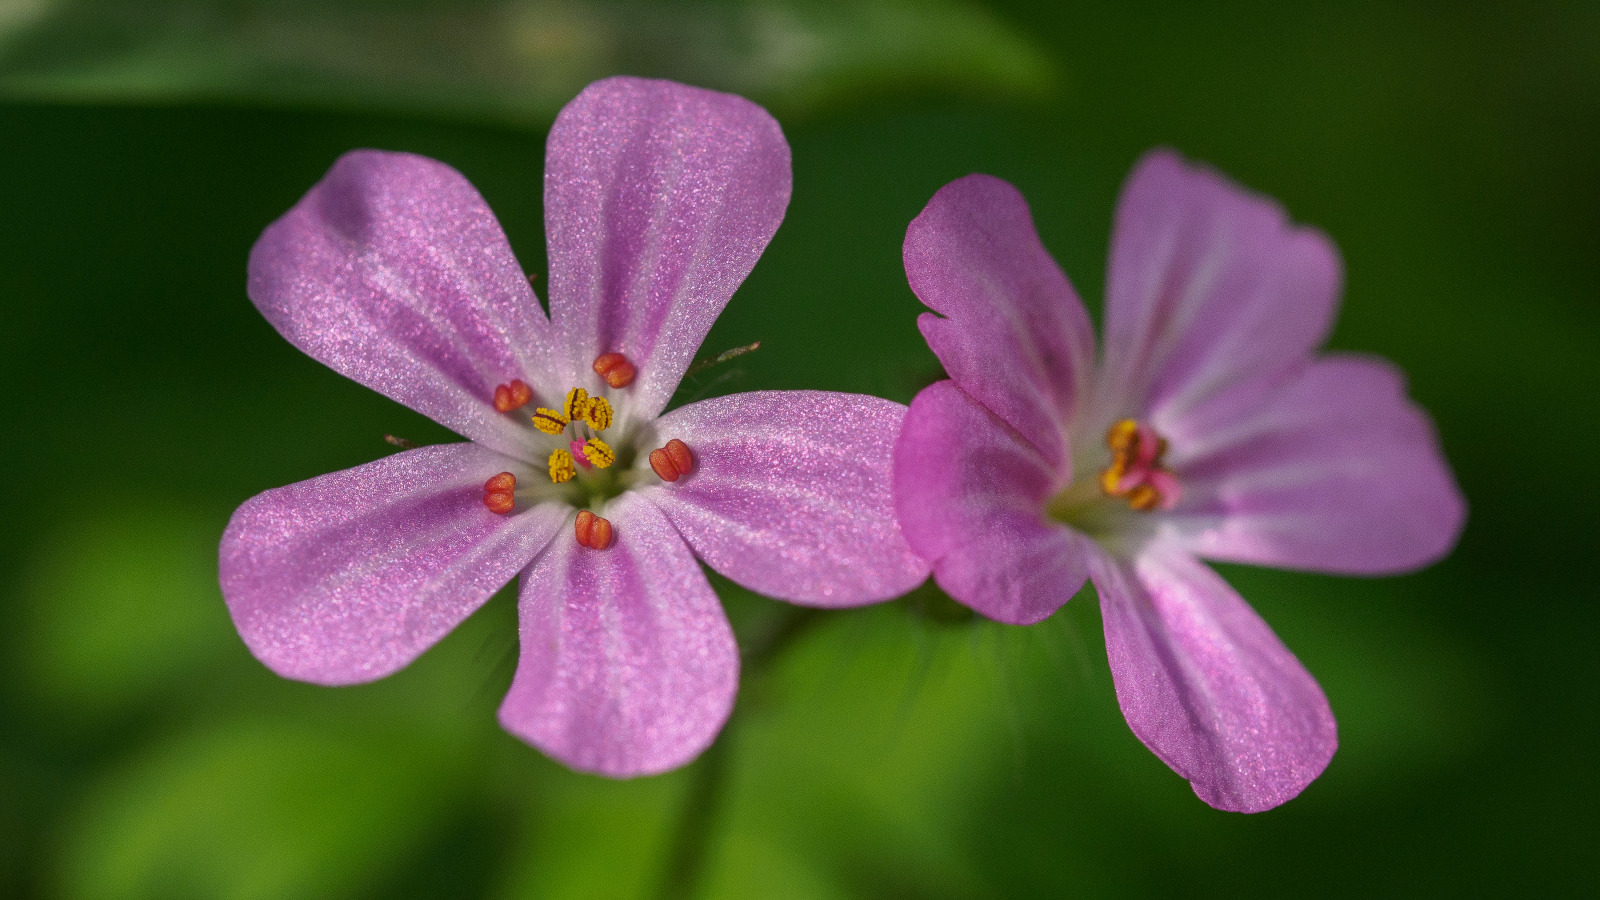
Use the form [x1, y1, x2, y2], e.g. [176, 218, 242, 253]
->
[220, 77, 928, 777]
[893, 152, 1465, 811]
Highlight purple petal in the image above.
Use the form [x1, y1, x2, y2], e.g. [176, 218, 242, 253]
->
[220, 444, 567, 685]
[249, 150, 559, 459]
[1168, 354, 1465, 574]
[1097, 150, 1342, 439]
[640, 391, 930, 607]
[544, 76, 791, 420]
[1089, 544, 1336, 812]
[904, 174, 1095, 464]
[498, 493, 738, 777]
[895, 380, 1092, 625]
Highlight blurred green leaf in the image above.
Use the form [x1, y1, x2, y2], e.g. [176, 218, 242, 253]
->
[703, 602, 1009, 899]
[0, 0, 1057, 123]
[59, 720, 463, 900]
[490, 769, 686, 900]
[13, 501, 233, 719]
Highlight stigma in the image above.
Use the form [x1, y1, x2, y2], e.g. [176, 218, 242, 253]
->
[1100, 419, 1180, 511]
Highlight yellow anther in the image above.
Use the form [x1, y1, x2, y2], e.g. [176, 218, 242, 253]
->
[1100, 466, 1126, 496]
[1098, 418, 1180, 512]
[548, 448, 576, 483]
[1127, 483, 1161, 511]
[531, 407, 569, 435]
[1106, 419, 1139, 453]
[583, 437, 616, 469]
[564, 387, 591, 422]
[583, 395, 613, 431]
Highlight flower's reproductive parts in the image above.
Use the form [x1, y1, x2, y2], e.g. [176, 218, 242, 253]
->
[482, 354, 697, 549]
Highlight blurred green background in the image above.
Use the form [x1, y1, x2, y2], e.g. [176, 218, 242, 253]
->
[2, 1, 1597, 897]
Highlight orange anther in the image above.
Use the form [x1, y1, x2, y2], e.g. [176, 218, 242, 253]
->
[483, 470, 515, 512]
[589, 516, 614, 550]
[648, 448, 678, 482]
[493, 379, 533, 412]
[649, 438, 694, 483]
[593, 352, 636, 388]
[574, 509, 615, 549]
[664, 439, 693, 476]
[483, 471, 517, 513]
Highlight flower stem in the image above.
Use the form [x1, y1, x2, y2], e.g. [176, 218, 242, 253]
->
[653, 605, 826, 900]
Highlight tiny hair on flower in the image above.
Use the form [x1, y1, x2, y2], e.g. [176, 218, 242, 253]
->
[220, 76, 929, 777]
[894, 151, 1465, 811]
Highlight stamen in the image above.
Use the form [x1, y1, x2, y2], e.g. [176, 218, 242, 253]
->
[583, 396, 613, 431]
[564, 387, 591, 423]
[548, 448, 576, 483]
[1106, 418, 1139, 453]
[531, 407, 569, 435]
[648, 438, 695, 482]
[1126, 483, 1160, 512]
[583, 437, 616, 469]
[593, 352, 636, 388]
[648, 449, 676, 482]
[575, 509, 615, 550]
[492, 379, 533, 413]
[665, 439, 693, 475]
[590, 515, 614, 549]
[483, 471, 516, 514]
[1100, 419, 1180, 511]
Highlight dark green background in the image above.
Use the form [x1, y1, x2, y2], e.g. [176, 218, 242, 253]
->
[2, 2, 1596, 897]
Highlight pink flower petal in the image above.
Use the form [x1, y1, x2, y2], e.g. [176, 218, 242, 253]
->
[220, 444, 567, 685]
[904, 174, 1095, 465]
[1096, 150, 1342, 443]
[544, 76, 791, 420]
[895, 381, 1093, 625]
[1088, 544, 1337, 813]
[248, 150, 559, 459]
[498, 493, 738, 777]
[641, 391, 930, 607]
[1169, 354, 1466, 574]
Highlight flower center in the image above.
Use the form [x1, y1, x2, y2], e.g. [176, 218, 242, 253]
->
[1098, 418, 1180, 512]
[481, 353, 698, 550]
[1046, 418, 1180, 545]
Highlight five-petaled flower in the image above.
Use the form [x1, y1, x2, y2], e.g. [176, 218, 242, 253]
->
[893, 152, 1465, 812]
[220, 77, 929, 777]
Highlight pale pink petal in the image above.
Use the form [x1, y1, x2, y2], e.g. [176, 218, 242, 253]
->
[220, 444, 567, 685]
[1089, 544, 1337, 813]
[544, 76, 791, 420]
[498, 493, 738, 777]
[905, 174, 1095, 464]
[640, 391, 929, 608]
[1168, 354, 1466, 574]
[1096, 150, 1342, 440]
[895, 380, 1092, 625]
[248, 150, 559, 459]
